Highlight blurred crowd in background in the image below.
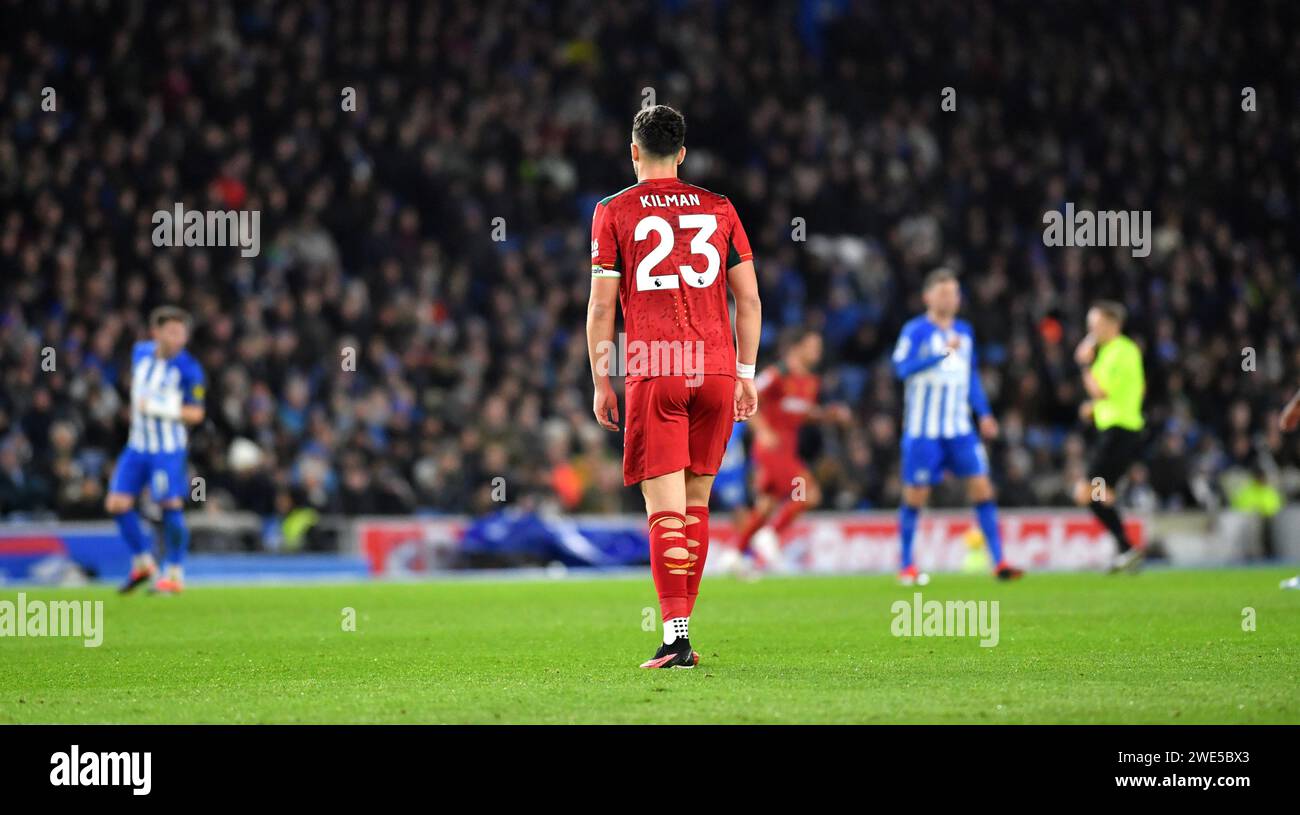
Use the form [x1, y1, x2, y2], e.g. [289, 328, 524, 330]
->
[2, 0, 1299, 532]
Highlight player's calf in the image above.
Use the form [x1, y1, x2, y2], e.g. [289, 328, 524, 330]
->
[684, 505, 709, 616]
[107, 494, 159, 593]
[158, 503, 190, 590]
[1077, 478, 1137, 563]
[898, 487, 928, 575]
[644, 509, 695, 661]
[965, 476, 1025, 580]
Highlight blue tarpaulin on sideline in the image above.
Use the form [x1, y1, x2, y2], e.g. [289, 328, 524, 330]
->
[460, 511, 649, 567]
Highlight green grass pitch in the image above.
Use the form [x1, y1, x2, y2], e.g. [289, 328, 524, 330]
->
[3, 568, 1298, 723]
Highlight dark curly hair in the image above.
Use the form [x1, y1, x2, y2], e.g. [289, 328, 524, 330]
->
[632, 105, 686, 158]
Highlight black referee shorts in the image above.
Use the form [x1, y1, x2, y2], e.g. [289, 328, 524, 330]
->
[1086, 427, 1144, 485]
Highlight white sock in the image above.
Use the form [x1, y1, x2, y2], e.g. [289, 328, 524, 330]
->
[663, 616, 689, 645]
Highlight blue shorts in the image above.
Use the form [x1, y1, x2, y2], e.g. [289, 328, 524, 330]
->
[109, 448, 188, 503]
[901, 434, 988, 486]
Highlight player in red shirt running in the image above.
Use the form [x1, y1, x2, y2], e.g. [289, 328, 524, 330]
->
[733, 329, 849, 569]
[587, 105, 762, 669]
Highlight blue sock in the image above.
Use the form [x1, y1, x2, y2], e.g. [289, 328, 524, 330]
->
[975, 501, 1003, 565]
[162, 508, 190, 567]
[899, 505, 919, 568]
[114, 510, 151, 556]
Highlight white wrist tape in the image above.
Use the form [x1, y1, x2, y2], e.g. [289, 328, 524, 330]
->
[736, 362, 756, 380]
[142, 391, 183, 421]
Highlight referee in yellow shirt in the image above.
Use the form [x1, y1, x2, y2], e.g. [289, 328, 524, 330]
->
[1072, 301, 1146, 572]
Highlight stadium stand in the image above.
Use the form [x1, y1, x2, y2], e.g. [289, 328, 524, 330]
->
[2, 0, 1298, 534]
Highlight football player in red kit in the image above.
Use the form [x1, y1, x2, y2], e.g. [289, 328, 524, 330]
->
[734, 329, 849, 569]
[587, 105, 762, 669]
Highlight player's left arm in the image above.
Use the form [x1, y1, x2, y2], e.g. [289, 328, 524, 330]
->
[967, 334, 998, 439]
[725, 199, 760, 422]
[180, 361, 206, 425]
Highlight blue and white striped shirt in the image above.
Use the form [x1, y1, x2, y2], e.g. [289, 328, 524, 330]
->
[127, 341, 205, 454]
[891, 316, 991, 439]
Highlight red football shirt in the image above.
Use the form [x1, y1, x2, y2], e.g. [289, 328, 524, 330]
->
[754, 365, 820, 457]
[591, 177, 752, 381]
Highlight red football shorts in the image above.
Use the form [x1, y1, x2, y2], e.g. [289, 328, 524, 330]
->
[752, 448, 809, 499]
[623, 374, 735, 486]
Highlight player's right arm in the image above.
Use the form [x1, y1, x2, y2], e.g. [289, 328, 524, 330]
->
[746, 366, 781, 448]
[137, 388, 203, 425]
[727, 260, 760, 422]
[588, 201, 622, 431]
[891, 322, 946, 379]
[135, 352, 206, 426]
[132, 344, 183, 423]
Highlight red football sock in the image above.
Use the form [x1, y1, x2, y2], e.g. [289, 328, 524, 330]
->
[736, 505, 769, 553]
[684, 505, 709, 616]
[770, 499, 807, 534]
[648, 510, 690, 621]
